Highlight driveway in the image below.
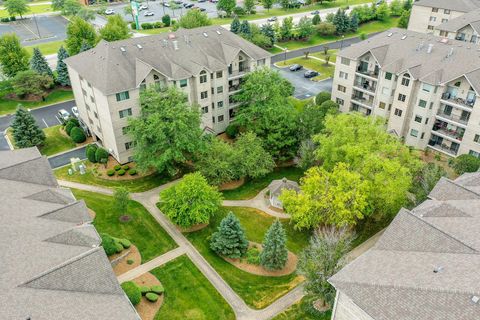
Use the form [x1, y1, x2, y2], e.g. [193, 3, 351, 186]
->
[0, 15, 68, 46]
[48, 145, 88, 168]
[273, 65, 332, 99]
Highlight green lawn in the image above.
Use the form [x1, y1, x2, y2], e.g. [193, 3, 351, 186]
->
[278, 56, 335, 81]
[273, 297, 332, 320]
[38, 125, 77, 156]
[311, 49, 339, 63]
[0, 89, 73, 116]
[221, 166, 304, 200]
[288, 96, 314, 111]
[185, 206, 310, 309]
[72, 189, 177, 263]
[25, 40, 64, 56]
[0, 3, 54, 17]
[55, 162, 175, 192]
[151, 255, 235, 320]
[136, 27, 171, 35]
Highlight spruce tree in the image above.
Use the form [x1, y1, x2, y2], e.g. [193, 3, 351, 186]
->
[230, 16, 241, 34]
[239, 20, 251, 39]
[349, 14, 359, 32]
[56, 46, 71, 86]
[11, 106, 45, 148]
[210, 212, 249, 259]
[260, 219, 288, 270]
[30, 48, 53, 78]
[332, 9, 350, 34]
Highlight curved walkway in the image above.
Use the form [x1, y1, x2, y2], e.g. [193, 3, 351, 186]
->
[223, 188, 290, 219]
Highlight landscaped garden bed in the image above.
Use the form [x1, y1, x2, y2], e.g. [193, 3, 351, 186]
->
[132, 272, 165, 320]
[109, 244, 141, 276]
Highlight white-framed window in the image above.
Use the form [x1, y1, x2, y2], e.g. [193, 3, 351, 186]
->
[418, 99, 427, 108]
[116, 91, 130, 101]
[201, 91, 208, 99]
[336, 98, 344, 105]
[341, 57, 350, 66]
[398, 94, 406, 102]
[410, 129, 418, 137]
[180, 79, 188, 88]
[394, 108, 403, 116]
[422, 83, 433, 92]
[218, 101, 224, 108]
[119, 108, 132, 118]
[217, 86, 223, 94]
[337, 85, 346, 93]
[201, 106, 209, 114]
[218, 115, 224, 122]
[339, 71, 348, 79]
[200, 70, 207, 83]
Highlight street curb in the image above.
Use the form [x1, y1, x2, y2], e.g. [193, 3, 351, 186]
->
[0, 99, 75, 119]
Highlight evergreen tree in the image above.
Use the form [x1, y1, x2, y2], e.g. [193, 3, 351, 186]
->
[260, 219, 288, 270]
[260, 23, 275, 44]
[349, 13, 359, 32]
[230, 16, 241, 34]
[332, 9, 350, 34]
[30, 48, 53, 78]
[80, 40, 92, 52]
[56, 46, 70, 86]
[210, 212, 249, 259]
[11, 106, 45, 148]
[398, 9, 410, 29]
[239, 20, 251, 38]
[312, 14, 321, 25]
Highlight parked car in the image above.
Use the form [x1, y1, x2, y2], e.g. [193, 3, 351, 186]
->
[375, 0, 384, 5]
[210, 0, 218, 2]
[304, 70, 319, 78]
[174, 0, 183, 4]
[144, 11, 154, 16]
[311, 10, 320, 15]
[138, 4, 148, 10]
[267, 16, 277, 22]
[289, 64, 303, 71]
[162, 1, 170, 6]
[198, 0, 206, 2]
[105, 9, 115, 15]
[57, 109, 71, 123]
[184, 3, 194, 8]
[71, 106, 79, 118]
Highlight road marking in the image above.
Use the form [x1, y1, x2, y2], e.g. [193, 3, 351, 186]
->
[19, 19, 39, 39]
[55, 116, 62, 125]
[42, 118, 49, 127]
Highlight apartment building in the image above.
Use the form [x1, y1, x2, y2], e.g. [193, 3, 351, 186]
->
[332, 28, 480, 157]
[65, 26, 271, 164]
[329, 172, 480, 320]
[407, 0, 480, 34]
[434, 8, 480, 44]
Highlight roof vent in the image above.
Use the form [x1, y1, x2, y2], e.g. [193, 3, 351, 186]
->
[172, 40, 179, 51]
[387, 32, 393, 37]
[120, 46, 126, 53]
[433, 266, 444, 273]
[168, 33, 176, 40]
[427, 43, 434, 53]
[472, 296, 480, 304]
[136, 44, 143, 49]
[401, 35, 407, 40]
[216, 30, 221, 35]
[203, 32, 208, 37]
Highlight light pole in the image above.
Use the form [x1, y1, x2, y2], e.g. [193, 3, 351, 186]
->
[340, 35, 345, 50]
[32, 13, 41, 39]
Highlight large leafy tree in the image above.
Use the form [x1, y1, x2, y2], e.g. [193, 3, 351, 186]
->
[233, 67, 299, 161]
[234, 132, 274, 179]
[11, 70, 53, 98]
[260, 219, 288, 270]
[176, 10, 211, 29]
[56, 46, 70, 86]
[0, 33, 29, 78]
[160, 172, 223, 228]
[243, 0, 255, 13]
[4, 0, 29, 19]
[217, 0, 235, 16]
[411, 162, 446, 204]
[280, 163, 369, 229]
[61, 0, 82, 16]
[210, 212, 249, 258]
[298, 227, 353, 308]
[297, 16, 315, 40]
[11, 106, 45, 148]
[279, 17, 293, 40]
[398, 9, 410, 29]
[196, 137, 238, 186]
[99, 15, 131, 42]
[128, 86, 205, 175]
[261, 0, 274, 11]
[30, 48, 53, 77]
[65, 17, 98, 56]
[298, 100, 339, 140]
[314, 113, 421, 220]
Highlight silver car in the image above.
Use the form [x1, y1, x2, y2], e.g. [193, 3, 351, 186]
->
[71, 106, 79, 118]
[57, 109, 71, 123]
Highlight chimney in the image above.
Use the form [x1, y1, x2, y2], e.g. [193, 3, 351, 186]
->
[427, 44, 434, 53]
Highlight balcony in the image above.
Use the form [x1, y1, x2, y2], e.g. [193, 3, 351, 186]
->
[356, 68, 379, 79]
[428, 139, 459, 156]
[228, 84, 241, 93]
[432, 120, 465, 142]
[436, 109, 470, 127]
[354, 79, 377, 93]
[441, 92, 476, 109]
[351, 93, 374, 108]
[228, 67, 250, 79]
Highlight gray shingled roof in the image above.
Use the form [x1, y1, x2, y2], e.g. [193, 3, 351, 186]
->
[65, 26, 271, 95]
[413, 0, 480, 12]
[0, 148, 139, 320]
[338, 28, 480, 94]
[329, 173, 480, 320]
[436, 8, 480, 32]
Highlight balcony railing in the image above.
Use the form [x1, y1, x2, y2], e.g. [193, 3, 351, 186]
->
[436, 110, 470, 126]
[432, 126, 464, 141]
[351, 94, 373, 107]
[441, 92, 476, 108]
[229, 85, 241, 93]
[356, 68, 379, 79]
[228, 68, 250, 78]
[428, 140, 459, 156]
[354, 81, 376, 93]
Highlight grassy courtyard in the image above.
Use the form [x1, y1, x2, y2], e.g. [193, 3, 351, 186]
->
[0, 3, 54, 17]
[0, 89, 73, 116]
[311, 49, 339, 63]
[151, 255, 235, 320]
[25, 40, 65, 56]
[72, 189, 177, 263]
[185, 206, 310, 309]
[38, 125, 77, 156]
[221, 166, 304, 200]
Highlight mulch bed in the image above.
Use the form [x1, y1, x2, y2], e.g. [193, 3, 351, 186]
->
[58, 127, 93, 146]
[218, 178, 245, 191]
[177, 223, 209, 233]
[132, 272, 164, 320]
[91, 157, 154, 181]
[109, 245, 141, 276]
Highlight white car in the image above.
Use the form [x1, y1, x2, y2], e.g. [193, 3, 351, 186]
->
[105, 9, 115, 15]
[71, 106, 79, 118]
[267, 16, 277, 22]
[144, 11, 155, 16]
[162, 1, 170, 6]
[57, 109, 71, 123]
[139, 4, 148, 10]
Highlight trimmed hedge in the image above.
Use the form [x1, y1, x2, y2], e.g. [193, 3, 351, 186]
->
[140, 286, 151, 295]
[70, 127, 86, 143]
[145, 292, 159, 302]
[95, 147, 109, 163]
[86, 144, 98, 163]
[151, 285, 165, 294]
[107, 169, 115, 176]
[119, 238, 131, 249]
[225, 123, 239, 139]
[128, 169, 137, 176]
[114, 165, 122, 171]
[117, 169, 126, 176]
[65, 122, 77, 135]
[121, 164, 129, 170]
[100, 234, 118, 256]
[121, 282, 142, 306]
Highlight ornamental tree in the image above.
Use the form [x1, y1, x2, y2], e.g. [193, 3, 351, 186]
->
[210, 212, 249, 258]
[0, 33, 29, 78]
[30, 48, 53, 78]
[99, 15, 131, 42]
[113, 187, 130, 215]
[56, 46, 71, 86]
[160, 172, 223, 228]
[176, 10, 211, 29]
[11, 106, 46, 148]
[4, 0, 29, 19]
[65, 17, 98, 56]
[260, 219, 288, 270]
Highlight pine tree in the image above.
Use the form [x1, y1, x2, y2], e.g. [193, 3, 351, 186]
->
[11, 106, 45, 148]
[349, 13, 359, 32]
[230, 16, 241, 34]
[260, 219, 288, 270]
[312, 14, 321, 25]
[332, 9, 350, 34]
[30, 48, 53, 78]
[56, 46, 70, 86]
[80, 40, 92, 52]
[239, 20, 251, 39]
[210, 212, 249, 259]
[260, 23, 276, 44]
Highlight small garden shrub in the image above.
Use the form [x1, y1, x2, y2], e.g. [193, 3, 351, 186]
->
[118, 169, 126, 176]
[246, 246, 261, 265]
[0, 17, 10, 22]
[162, 14, 171, 26]
[128, 169, 137, 176]
[121, 282, 141, 306]
[151, 285, 165, 294]
[114, 164, 122, 171]
[9, 16, 16, 22]
[130, 22, 136, 29]
[95, 147, 109, 163]
[65, 121, 77, 135]
[153, 21, 163, 28]
[119, 238, 131, 249]
[100, 234, 117, 256]
[233, 6, 246, 16]
[86, 144, 98, 163]
[70, 127, 86, 143]
[107, 169, 115, 176]
[145, 292, 159, 302]
[67, 117, 80, 127]
[114, 242, 124, 253]
[316, 92, 331, 106]
[140, 286, 151, 295]
[127, 259, 135, 265]
[121, 164, 129, 170]
[225, 123, 239, 139]
[141, 22, 153, 29]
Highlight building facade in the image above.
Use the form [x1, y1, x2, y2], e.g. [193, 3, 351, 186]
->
[332, 28, 480, 157]
[66, 26, 271, 164]
[433, 8, 480, 44]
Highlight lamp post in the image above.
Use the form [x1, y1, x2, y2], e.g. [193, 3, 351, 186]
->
[340, 35, 345, 50]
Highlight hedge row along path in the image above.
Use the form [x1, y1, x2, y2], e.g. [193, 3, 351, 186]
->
[57, 178, 382, 319]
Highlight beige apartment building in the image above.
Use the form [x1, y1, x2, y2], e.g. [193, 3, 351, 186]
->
[434, 8, 480, 44]
[407, 0, 480, 34]
[65, 26, 271, 164]
[332, 28, 480, 157]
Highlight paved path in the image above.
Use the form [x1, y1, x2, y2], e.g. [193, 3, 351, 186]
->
[223, 188, 290, 219]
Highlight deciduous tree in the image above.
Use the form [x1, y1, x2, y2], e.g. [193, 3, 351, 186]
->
[279, 16, 293, 40]
[451, 154, 480, 175]
[99, 15, 131, 42]
[234, 132, 274, 179]
[66, 17, 98, 56]
[217, 0, 235, 16]
[11, 70, 53, 98]
[297, 16, 315, 39]
[61, 0, 82, 16]
[196, 137, 238, 186]
[4, 0, 28, 19]
[210, 212, 249, 258]
[113, 187, 130, 215]
[261, 0, 274, 11]
[11, 106, 46, 148]
[260, 219, 288, 270]
[243, 0, 255, 13]
[176, 10, 211, 29]
[0, 33, 29, 78]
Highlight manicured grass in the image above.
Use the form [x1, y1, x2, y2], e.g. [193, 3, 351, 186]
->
[136, 27, 171, 35]
[185, 206, 310, 309]
[72, 189, 177, 263]
[38, 125, 76, 156]
[0, 89, 73, 116]
[221, 166, 304, 200]
[279, 18, 400, 51]
[151, 255, 235, 320]
[55, 162, 175, 192]
[0, 3, 54, 17]
[311, 49, 338, 63]
[25, 40, 64, 56]
[273, 297, 332, 320]
[278, 56, 334, 81]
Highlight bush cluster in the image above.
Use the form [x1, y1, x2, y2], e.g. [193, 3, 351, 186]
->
[64, 118, 86, 143]
[128, 169, 137, 175]
[86, 144, 98, 162]
[141, 21, 164, 29]
[114, 164, 122, 171]
[121, 281, 142, 306]
[105, 163, 136, 177]
[145, 292, 159, 302]
[118, 169, 126, 176]
[225, 123, 239, 139]
[100, 233, 131, 256]
[0, 17, 15, 22]
[107, 169, 115, 176]
[246, 246, 261, 265]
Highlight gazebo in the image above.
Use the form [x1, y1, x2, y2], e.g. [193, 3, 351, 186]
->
[267, 178, 300, 209]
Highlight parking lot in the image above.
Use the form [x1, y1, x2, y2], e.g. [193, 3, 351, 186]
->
[0, 15, 68, 46]
[273, 65, 332, 100]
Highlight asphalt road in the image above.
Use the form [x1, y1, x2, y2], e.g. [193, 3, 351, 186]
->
[48, 146, 87, 168]
[0, 15, 68, 46]
[274, 65, 332, 99]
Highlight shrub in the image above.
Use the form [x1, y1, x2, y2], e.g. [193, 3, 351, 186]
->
[145, 292, 159, 302]
[10, 16, 16, 21]
[119, 238, 131, 249]
[128, 169, 137, 175]
[118, 169, 126, 176]
[122, 164, 130, 170]
[121, 282, 141, 306]
[95, 147, 109, 163]
[65, 121, 77, 135]
[316, 92, 331, 105]
[114, 241, 124, 253]
[100, 234, 117, 256]
[359, 32, 367, 40]
[141, 22, 153, 29]
[67, 117, 80, 127]
[114, 164, 122, 171]
[1, 17, 10, 22]
[162, 14, 171, 26]
[317, 22, 336, 36]
[86, 144, 98, 162]
[130, 22, 136, 29]
[225, 123, 239, 139]
[246, 246, 261, 265]
[451, 154, 480, 175]
[70, 127, 86, 143]
[153, 21, 163, 28]
[107, 169, 115, 176]
[140, 286, 151, 295]
[127, 259, 135, 265]
[233, 6, 246, 16]
[151, 285, 165, 294]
